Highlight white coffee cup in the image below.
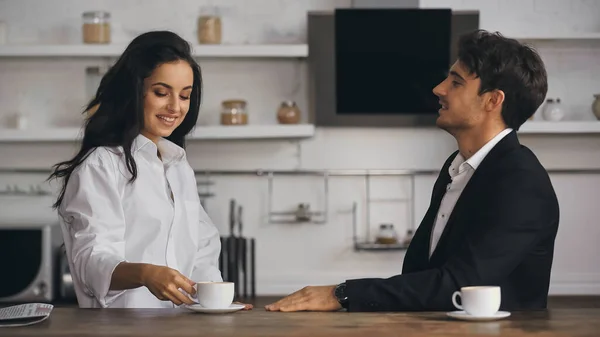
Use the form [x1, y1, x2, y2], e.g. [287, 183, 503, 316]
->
[195, 282, 234, 309]
[452, 286, 501, 317]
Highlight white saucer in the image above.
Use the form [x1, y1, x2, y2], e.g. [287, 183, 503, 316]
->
[183, 303, 245, 314]
[446, 311, 511, 321]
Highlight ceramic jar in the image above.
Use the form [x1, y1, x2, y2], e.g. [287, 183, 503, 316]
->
[277, 100, 301, 124]
[542, 98, 566, 121]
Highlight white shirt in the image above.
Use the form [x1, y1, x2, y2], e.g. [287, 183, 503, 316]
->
[58, 134, 223, 308]
[429, 128, 513, 257]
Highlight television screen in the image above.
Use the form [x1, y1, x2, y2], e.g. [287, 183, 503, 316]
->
[335, 8, 451, 115]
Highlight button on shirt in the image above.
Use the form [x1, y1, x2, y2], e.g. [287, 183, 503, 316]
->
[429, 128, 513, 257]
[58, 135, 223, 308]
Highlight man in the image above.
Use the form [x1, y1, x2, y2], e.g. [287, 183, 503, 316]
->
[265, 29, 560, 312]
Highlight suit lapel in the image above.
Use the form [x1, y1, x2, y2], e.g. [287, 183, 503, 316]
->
[403, 152, 455, 272]
[423, 163, 453, 256]
[428, 131, 521, 263]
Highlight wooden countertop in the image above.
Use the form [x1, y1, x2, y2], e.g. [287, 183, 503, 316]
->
[2, 307, 599, 337]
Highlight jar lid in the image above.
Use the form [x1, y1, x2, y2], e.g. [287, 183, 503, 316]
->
[281, 100, 297, 107]
[82, 11, 111, 19]
[222, 99, 247, 107]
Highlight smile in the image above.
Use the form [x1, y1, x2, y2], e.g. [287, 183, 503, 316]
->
[157, 115, 176, 122]
[156, 115, 177, 126]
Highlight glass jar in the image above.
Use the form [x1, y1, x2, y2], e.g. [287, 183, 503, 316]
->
[277, 100, 301, 124]
[221, 99, 248, 125]
[375, 223, 398, 245]
[403, 229, 414, 247]
[82, 11, 111, 44]
[197, 15, 222, 44]
[295, 203, 311, 222]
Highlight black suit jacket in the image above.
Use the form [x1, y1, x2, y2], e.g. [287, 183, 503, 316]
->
[345, 131, 560, 312]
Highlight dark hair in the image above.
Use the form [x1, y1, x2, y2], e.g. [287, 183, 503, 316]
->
[48, 30, 202, 209]
[457, 29, 548, 130]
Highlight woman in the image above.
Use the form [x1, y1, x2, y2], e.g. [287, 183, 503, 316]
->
[49, 31, 250, 309]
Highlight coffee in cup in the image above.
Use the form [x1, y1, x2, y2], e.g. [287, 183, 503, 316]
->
[451, 286, 501, 317]
[195, 282, 234, 309]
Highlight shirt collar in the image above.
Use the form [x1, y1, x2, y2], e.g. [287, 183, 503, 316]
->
[465, 128, 513, 170]
[448, 152, 466, 178]
[132, 134, 186, 165]
[448, 128, 513, 178]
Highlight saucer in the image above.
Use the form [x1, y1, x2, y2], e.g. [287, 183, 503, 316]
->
[446, 311, 511, 321]
[183, 303, 245, 314]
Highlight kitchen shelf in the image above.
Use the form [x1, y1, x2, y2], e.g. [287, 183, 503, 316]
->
[518, 121, 600, 134]
[191, 124, 315, 139]
[0, 124, 315, 142]
[509, 32, 600, 40]
[0, 44, 308, 58]
[354, 242, 409, 251]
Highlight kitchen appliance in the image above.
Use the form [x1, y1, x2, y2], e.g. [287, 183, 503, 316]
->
[0, 223, 63, 303]
[56, 244, 76, 302]
[307, 8, 479, 127]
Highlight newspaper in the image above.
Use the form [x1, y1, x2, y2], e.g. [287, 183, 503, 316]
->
[0, 303, 53, 327]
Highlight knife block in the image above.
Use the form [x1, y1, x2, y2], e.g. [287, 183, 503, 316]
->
[219, 236, 256, 300]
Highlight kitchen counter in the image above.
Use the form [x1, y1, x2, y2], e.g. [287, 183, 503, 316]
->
[2, 307, 599, 337]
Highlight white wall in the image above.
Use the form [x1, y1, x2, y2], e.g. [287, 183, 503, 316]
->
[1, 0, 599, 296]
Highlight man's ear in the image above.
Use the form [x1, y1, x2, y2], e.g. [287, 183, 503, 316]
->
[485, 89, 505, 112]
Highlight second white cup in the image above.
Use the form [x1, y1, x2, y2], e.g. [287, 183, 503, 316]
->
[452, 286, 501, 317]
[195, 282, 234, 309]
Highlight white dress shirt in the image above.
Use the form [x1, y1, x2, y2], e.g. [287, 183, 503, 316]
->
[58, 134, 223, 308]
[429, 128, 513, 257]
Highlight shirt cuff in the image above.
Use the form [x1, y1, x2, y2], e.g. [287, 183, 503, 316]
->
[85, 254, 127, 308]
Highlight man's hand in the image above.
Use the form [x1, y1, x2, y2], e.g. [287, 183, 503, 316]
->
[140, 264, 196, 306]
[265, 285, 342, 312]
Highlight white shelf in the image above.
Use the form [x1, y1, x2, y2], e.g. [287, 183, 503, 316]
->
[191, 44, 307, 58]
[0, 44, 308, 58]
[509, 32, 600, 40]
[519, 121, 600, 134]
[188, 124, 315, 139]
[0, 124, 315, 142]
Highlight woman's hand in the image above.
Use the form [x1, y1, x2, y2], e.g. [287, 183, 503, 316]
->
[141, 264, 197, 306]
[234, 302, 254, 310]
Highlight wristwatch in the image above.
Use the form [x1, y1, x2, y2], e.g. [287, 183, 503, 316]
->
[334, 282, 349, 309]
